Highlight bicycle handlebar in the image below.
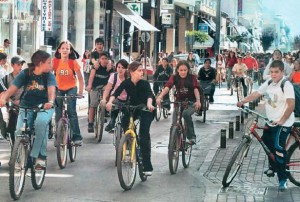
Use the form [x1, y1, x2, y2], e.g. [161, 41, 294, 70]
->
[240, 105, 274, 126]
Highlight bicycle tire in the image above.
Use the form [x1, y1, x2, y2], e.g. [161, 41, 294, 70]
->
[114, 123, 122, 167]
[182, 122, 192, 168]
[95, 105, 105, 143]
[237, 85, 244, 102]
[117, 134, 137, 190]
[31, 158, 46, 190]
[168, 126, 180, 174]
[69, 126, 77, 162]
[155, 107, 161, 121]
[56, 120, 68, 169]
[163, 107, 169, 119]
[287, 142, 300, 186]
[9, 138, 27, 200]
[222, 138, 250, 187]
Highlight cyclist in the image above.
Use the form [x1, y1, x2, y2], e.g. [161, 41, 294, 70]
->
[90, 37, 104, 70]
[106, 61, 155, 176]
[237, 60, 295, 191]
[156, 60, 201, 145]
[225, 51, 237, 90]
[232, 55, 248, 97]
[52, 40, 84, 146]
[101, 59, 129, 132]
[242, 51, 258, 80]
[86, 51, 113, 132]
[153, 57, 173, 112]
[0, 50, 56, 168]
[198, 58, 216, 103]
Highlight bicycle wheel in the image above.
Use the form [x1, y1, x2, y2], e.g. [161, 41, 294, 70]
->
[168, 126, 180, 174]
[287, 142, 300, 186]
[117, 134, 137, 190]
[69, 127, 77, 162]
[155, 106, 161, 121]
[95, 105, 105, 143]
[182, 124, 192, 168]
[237, 85, 244, 102]
[31, 158, 46, 190]
[163, 107, 169, 119]
[9, 138, 27, 200]
[56, 120, 68, 169]
[114, 123, 122, 167]
[222, 138, 250, 187]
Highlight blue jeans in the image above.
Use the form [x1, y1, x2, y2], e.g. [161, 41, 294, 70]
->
[55, 87, 82, 141]
[15, 108, 54, 159]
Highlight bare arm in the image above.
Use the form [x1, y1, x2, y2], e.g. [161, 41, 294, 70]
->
[0, 85, 19, 106]
[237, 91, 261, 107]
[76, 69, 84, 95]
[86, 69, 96, 91]
[102, 82, 113, 103]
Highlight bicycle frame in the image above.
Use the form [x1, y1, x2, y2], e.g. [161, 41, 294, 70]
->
[123, 115, 137, 162]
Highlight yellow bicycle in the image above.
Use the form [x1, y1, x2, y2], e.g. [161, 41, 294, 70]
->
[116, 104, 148, 190]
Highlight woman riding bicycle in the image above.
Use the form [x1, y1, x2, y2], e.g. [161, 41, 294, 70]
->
[156, 60, 201, 145]
[101, 59, 129, 132]
[237, 60, 295, 191]
[0, 50, 56, 168]
[232, 55, 248, 97]
[106, 61, 155, 176]
[52, 40, 84, 146]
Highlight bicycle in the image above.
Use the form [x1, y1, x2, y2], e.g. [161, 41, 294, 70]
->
[168, 100, 194, 174]
[222, 106, 300, 187]
[94, 88, 105, 143]
[154, 81, 169, 121]
[9, 104, 47, 200]
[116, 104, 148, 190]
[55, 95, 83, 169]
[111, 104, 124, 167]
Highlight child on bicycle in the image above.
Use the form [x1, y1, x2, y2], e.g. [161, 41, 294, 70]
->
[52, 40, 84, 146]
[156, 60, 201, 145]
[237, 60, 295, 191]
[86, 51, 114, 133]
[106, 61, 155, 176]
[101, 59, 129, 132]
[0, 50, 56, 168]
[232, 55, 248, 97]
[198, 58, 216, 103]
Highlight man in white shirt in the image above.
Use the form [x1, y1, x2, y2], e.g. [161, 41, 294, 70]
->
[0, 53, 8, 78]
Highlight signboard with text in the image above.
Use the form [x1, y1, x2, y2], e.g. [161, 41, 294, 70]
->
[41, 0, 53, 31]
[162, 13, 174, 26]
[198, 23, 208, 33]
[161, 0, 174, 10]
[127, 3, 143, 15]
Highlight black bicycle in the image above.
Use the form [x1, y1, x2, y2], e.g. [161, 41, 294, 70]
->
[9, 104, 48, 200]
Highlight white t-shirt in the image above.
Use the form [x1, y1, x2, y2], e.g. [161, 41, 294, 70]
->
[108, 73, 127, 101]
[257, 77, 295, 127]
[232, 63, 248, 76]
[0, 65, 8, 78]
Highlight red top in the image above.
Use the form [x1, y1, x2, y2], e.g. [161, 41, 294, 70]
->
[226, 57, 237, 68]
[291, 71, 300, 83]
[165, 74, 199, 101]
[242, 57, 258, 70]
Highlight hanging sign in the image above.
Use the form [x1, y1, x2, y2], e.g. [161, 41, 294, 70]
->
[41, 0, 53, 31]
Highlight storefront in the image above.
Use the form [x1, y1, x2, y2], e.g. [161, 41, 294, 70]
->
[0, 1, 12, 53]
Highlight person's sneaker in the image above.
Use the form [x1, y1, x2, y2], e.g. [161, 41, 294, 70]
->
[143, 171, 152, 176]
[88, 123, 94, 133]
[35, 159, 46, 169]
[187, 138, 196, 145]
[263, 169, 275, 177]
[279, 180, 287, 191]
[73, 139, 82, 146]
[105, 124, 113, 132]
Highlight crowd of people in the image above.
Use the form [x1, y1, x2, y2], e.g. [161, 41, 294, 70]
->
[1, 35, 300, 190]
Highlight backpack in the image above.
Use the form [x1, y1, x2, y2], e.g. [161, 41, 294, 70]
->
[109, 72, 118, 95]
[52, 58, 76, 76]
[268, 78, 300, 116]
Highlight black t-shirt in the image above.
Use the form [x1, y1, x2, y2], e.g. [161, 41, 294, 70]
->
[153, 65, 173, 82]
[92, 65, 114, 89]
[198, 67, 216, 81]
[113, 79, 155, 106]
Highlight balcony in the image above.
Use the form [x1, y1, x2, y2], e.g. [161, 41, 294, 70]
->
[195, 4, 216, 17]
[174, 0, 195, 10]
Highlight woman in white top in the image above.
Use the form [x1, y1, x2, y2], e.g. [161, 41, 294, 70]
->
[216, 54, 225, 83]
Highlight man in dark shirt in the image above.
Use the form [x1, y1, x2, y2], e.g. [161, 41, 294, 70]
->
[86, 51, 113, 132]
[90, 37, 104, 69]
[198, 58, 216, 103]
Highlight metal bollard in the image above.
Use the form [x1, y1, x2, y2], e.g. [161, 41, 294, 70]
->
[235, 116, 240, 131]
[229, 122, 234, 139]
[241, 111, 244, 124]
[220, 129, 226, 148]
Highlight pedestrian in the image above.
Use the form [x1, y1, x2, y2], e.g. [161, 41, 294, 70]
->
[101, 59, 129, 132]
[82, 50, 91, 87]
[225, 51, 237, 90]
[0, 52, 9, 78]
[0, 50, 57, 168]
[86, 51, 113, 133]
[170, 58, 178, 74]
[156, 60, 201, 145]
[263, 49, 292, 80]
[3, 39, 10, 55]
[198, 58, 216, 103]
[237, 60, 295, 191]
[52, 40, 84, 146]
[106, 61, 155, 176]
[167, 51, 174, 63]
[216, 54, 225, 83]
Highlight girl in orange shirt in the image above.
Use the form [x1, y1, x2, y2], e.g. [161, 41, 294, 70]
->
[53, 40, 84, 146]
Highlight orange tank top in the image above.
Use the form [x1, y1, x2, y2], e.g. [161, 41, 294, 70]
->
[292, 71, 300, 83]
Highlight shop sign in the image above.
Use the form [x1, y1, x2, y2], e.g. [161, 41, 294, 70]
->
[198, 23, 208, 33]
[161, 0, 174, 10]
[127, 3, 143, 15]
[162, 13, 174, 25]
[41, 0, 53, 31]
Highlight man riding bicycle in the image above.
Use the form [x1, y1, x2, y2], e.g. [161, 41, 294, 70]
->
[232, 55, 248, 97]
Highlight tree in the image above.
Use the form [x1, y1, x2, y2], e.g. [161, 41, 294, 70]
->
[260, 29, 275, 52]
[186, 30, 209, 43]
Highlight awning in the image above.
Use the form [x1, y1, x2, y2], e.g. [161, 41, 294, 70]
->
[201, 18, 216, 32]
[192, 35, 214, 49]
[114, 2, 159, 32]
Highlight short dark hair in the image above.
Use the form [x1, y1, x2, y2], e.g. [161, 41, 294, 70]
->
[95, 37, 104, 45]
[204, 58, 211, 64]
[270, 60, 284, 71]
[162, 57, 168, 62]
[99, 51, 109, 58]
[0, 52, 8, 60]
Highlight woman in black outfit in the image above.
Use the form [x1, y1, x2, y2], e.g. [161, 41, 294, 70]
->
[106, 61, 155, 176]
